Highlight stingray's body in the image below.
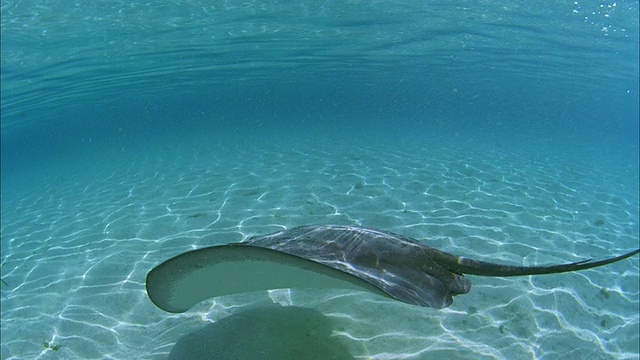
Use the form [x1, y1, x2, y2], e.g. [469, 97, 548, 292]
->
[245, 225, 469, 309]
[245, 225, 638, 308]
[146, 225, 639, 313]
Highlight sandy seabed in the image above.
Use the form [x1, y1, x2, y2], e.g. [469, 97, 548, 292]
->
[1, 127, 638, 359]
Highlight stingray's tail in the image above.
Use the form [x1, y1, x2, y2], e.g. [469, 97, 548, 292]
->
[455, 248, 639, 277]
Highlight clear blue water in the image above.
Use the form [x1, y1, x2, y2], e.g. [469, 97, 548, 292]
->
[1, 1, 638, 359]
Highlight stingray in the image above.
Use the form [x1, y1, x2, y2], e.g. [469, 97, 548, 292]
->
[146, 225, 639, 313]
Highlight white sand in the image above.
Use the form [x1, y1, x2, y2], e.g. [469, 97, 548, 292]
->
[1, 126, 638, 359]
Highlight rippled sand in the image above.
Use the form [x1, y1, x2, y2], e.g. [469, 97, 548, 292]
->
[1, 130, 638, 359]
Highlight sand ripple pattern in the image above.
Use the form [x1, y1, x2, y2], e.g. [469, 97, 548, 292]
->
[1, 133, 638, 359]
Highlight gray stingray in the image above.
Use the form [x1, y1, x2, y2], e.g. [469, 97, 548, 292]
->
[146, 225, 639, 313]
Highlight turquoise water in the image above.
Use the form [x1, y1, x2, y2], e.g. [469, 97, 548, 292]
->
[1, 1, 639, 359]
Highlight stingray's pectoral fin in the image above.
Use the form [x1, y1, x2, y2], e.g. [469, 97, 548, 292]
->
[449, 273, 472, 295]
[397, 259, 472, 309]
[146, 244, 391, 313]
